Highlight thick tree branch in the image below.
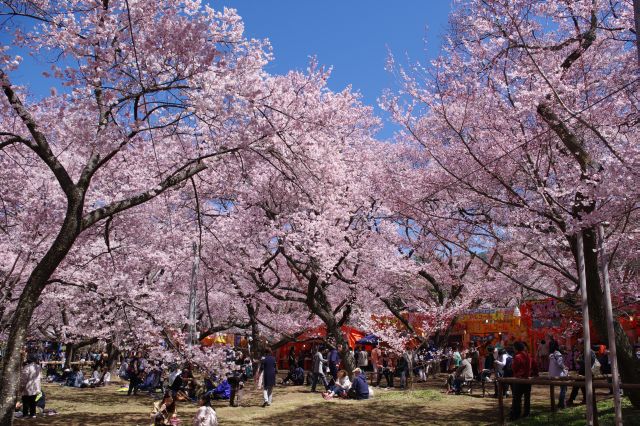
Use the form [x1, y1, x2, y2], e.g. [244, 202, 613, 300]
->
[1, 69, 75, 198]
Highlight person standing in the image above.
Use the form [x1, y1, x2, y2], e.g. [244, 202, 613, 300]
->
[328, 344, 341, 380]
[549, 343, 568, 409]
[310, 347, 329, 392]
[371, 345, 382, 378]
[127, 352, 141, 396]
[397, 351, 412, 390]
[482, 346, 495, 382]
[567, 345, 596, 406]
[493, 348, 511, 397]
[537, 339, 549, 372]
[357, 346, 369, 371]
[287, 346, 296, 372]
[20, 354, 41, 419]
[379, 351, 396, 388]
[469, 344, 480, 380]
[509, 342, 532, 421]
[452, 344, 462, 369]
[260, 348, 277, 407]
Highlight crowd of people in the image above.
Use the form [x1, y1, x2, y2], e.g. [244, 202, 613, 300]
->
[11, 335, 637, 424]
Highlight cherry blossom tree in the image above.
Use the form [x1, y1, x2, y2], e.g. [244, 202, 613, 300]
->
[192, 67, 403, 373]
[0, 0, 363, 420]
[384, 0, 640, 405]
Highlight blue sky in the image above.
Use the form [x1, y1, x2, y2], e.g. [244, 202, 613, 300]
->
[1, 1, 452, 139]
[215, 1, 452, 138]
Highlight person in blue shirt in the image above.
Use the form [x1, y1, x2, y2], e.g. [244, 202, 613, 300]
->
[328, 344, 342, 380]
[350, 368, 369, 400]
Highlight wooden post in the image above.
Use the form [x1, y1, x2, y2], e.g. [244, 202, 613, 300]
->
[550, 384, 556, 412]
[498, 379, 505, 425]
[577, 232, 595, 426]
[597, 224, 623, 426]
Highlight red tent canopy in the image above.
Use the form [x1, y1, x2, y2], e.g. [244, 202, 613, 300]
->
[275, 325, 366, 369]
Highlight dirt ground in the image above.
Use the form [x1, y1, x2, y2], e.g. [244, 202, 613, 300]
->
[11, 375, 632, 425]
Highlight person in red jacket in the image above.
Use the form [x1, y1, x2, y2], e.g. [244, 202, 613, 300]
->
[510, 341, 532, 420]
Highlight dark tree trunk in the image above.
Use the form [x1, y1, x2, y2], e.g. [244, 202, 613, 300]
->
[247, 303, 261, 359]
[0, 196, 82, 425]
[581, 228, 640, 407]
[64, 344, 74, 370]
[105, 341, 120, 371]
[326, 322, 356, 376]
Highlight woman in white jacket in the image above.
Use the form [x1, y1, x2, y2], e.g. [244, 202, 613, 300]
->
[323, 370, 351, 399]
[548, 343, 568, 409]
[20, 355, 42, 418]
[192, 395, 218, 426]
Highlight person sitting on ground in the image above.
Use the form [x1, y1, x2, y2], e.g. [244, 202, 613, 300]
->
[193, 394, 218, 426]
[349, 368, 369, 400]
[451, 354, 474, 394]
[88, 363, 103, 387]
[281, 366, 305, 385]
[151, 390, 178, 426]
[99, 366, 111, 386]
[323, 369, 351, 399]
[65, 365, 84, 388]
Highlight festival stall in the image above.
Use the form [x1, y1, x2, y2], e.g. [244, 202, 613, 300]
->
[454, 307, 529, 356]
[275, 325, 365, 370]
[200, 333, 248, 348]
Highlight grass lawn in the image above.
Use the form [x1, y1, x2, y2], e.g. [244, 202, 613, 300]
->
[13, 376, 640, 425]
[511, 398, 640, 426]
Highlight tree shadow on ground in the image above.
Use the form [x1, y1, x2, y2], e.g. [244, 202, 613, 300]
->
[224, 396, 499, 426]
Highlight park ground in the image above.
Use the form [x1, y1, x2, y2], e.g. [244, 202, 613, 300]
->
[14, 376, 640, 426]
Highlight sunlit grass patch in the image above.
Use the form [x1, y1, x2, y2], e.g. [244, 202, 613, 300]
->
[375, 388, 443, 402]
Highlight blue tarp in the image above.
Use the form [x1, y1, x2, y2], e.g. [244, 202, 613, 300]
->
[210, 379, 231, 400]
[356, 334, 379, 345]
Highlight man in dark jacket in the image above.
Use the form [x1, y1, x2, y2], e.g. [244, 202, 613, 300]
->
[567, 345, 596, 406]
[261, 348, 277, 407]
[350, 368, 369, 400]
[328, 344, 342, 380]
